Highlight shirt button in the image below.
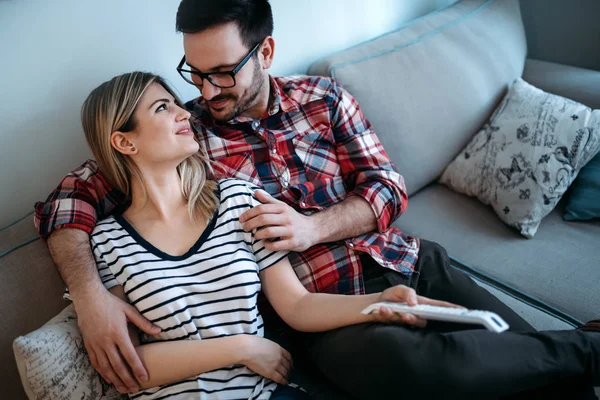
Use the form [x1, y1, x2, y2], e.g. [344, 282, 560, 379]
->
[300, 201, 306, 207]
[348, 242, 355, 248]
[252, 121, 259, 129]
[271, 148, 277, 155]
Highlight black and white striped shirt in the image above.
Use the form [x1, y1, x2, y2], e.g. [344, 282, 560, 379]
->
[91, 179, 288, 399]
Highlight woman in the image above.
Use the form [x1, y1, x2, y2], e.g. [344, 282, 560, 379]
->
[82, 71, 459, 399]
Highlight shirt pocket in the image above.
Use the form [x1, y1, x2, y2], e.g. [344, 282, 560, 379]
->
[293, 174, 348, 211]
[292, 128, 341, 179]
[211, 152, 262, 187]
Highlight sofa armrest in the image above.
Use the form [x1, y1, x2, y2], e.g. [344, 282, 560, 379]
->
[523, 58, 600, 109]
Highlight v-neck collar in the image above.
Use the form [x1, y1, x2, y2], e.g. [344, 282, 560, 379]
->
[115, 199, 220, 262]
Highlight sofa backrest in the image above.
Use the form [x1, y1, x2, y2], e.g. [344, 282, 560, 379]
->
[309, 0, 527, 195]
[0, 215, 66, 399]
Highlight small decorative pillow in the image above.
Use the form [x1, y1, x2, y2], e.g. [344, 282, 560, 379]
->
[13, 304, 127, 400]
[564, 153, 600, 221]
[440, 78, 600, 238]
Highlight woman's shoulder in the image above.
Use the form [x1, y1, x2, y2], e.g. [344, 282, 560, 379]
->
[216, 178, 260, 198]
[215, 178, 261, 211]
[90, 215, 125, 243]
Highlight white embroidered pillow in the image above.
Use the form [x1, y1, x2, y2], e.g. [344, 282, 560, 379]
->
[440, 78, 600, 238]
[13, 304, 126, 400]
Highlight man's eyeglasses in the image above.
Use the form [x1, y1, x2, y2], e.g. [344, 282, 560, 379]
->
[176, 40, 263, 89]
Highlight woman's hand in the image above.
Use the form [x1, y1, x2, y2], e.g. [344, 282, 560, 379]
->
[240, 336, 293, 385]
[371, 285, 465, 328]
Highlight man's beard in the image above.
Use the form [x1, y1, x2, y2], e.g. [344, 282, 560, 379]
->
[207, 61, 264, 122]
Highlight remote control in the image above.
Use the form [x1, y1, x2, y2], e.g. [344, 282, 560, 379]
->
[361, 302, 509, 333]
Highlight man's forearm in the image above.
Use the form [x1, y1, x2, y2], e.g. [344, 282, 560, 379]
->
[310, 195, 377, 244]
[47, 228, 105, 298]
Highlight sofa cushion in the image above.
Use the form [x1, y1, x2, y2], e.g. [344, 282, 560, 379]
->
[393, 183, 600, 324]
[0, 213, 38, 257]
[13, 304, 126, 400]
[308, 0, 527, 195]
[472, 280, 573, 331]
[0, 233, 66, 399]
[564, 153, 600, 221]
[440, 78, 600, 238]
[523, 59, 600, 111]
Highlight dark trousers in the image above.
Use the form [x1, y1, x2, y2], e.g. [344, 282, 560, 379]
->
[271, 385, 311, 399]
[296, 240, 599, 399]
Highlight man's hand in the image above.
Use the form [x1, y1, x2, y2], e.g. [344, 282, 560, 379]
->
[240, 190, 317, 252]
[240, 336, 293, 385]
[73, 288, 161, 393]
[371, 285, 465, 328]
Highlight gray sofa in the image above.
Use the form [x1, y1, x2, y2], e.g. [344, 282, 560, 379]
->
[309, 0, 600, 330]
[308, 0, 599, 396]
[1, 0, 598, 399]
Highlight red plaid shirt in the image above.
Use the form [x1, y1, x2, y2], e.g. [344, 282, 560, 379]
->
[34, 76, 419, 295]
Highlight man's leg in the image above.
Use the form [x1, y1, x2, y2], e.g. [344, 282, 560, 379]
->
[301, 240, 598, 399]
[394, 239, 535, 332]
[302, 321, 599, 399]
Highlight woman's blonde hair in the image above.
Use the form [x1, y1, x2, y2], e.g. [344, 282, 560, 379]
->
[81, 71, 218, 222]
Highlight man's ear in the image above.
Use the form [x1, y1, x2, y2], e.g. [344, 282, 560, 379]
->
[110, 131, 137, 155]
[259, 36, 275, 70]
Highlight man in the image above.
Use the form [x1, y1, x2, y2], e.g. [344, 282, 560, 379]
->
[35, 0, 600, 398]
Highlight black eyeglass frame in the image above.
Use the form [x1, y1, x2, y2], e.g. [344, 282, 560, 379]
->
[176, 40, 263, 89]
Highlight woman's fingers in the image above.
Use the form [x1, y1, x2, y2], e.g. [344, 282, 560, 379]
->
[271, 369, 288, 385]
[280, 354, 292, 373]
[280, 347, 292, 364]
[401, 313, 427, 328]
[374, 307, 428, 328]
[418, 296, 465, 309]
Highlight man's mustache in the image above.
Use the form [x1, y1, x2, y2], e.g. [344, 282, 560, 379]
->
[209, 94, 236, 103]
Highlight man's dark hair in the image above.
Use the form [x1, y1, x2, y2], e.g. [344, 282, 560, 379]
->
[176, 0, 273, 49]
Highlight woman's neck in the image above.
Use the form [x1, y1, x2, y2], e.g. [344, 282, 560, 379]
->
[126, 165, 187, 222]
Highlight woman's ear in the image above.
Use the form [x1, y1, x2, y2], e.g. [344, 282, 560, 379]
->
[259, 36, 275, 70]
[110, 131, 138, 155]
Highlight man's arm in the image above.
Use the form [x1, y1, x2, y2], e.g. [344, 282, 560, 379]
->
[307, 195, 376, 244]
[239, 79, 407, 251]
[241, 190, 375, 252]
[48, 229, 160, 393]
[36, 160, 158, 394]
[34, 159, 125, 238]
[48, 229, 105, 298]
[329, 79, 408, 233]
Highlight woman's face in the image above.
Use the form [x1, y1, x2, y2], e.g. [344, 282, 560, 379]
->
[117, 82, 199, 167]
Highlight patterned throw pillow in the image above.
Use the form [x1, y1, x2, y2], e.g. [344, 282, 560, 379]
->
[13, 305, 127, 400]
[440, 78, 600, 238]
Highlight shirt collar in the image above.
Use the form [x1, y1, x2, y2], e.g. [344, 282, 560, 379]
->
[268, 76, 300, 116]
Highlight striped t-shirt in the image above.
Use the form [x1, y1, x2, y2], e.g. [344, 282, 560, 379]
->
[90, 179, 289, 400]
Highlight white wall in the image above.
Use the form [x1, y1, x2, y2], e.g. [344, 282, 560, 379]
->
[0, 0, 439, 227]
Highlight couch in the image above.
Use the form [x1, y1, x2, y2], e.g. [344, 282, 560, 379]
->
[2, 0, 598, 398]
[308, 0, 600, 396]
[309, 0, 600, 330]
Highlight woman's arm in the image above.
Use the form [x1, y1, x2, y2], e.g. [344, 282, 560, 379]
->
[259, 259, 377, 332]
[108, 286, 247, 390]
[259, 258, 462, 332]
[108, 287, 292, 390]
